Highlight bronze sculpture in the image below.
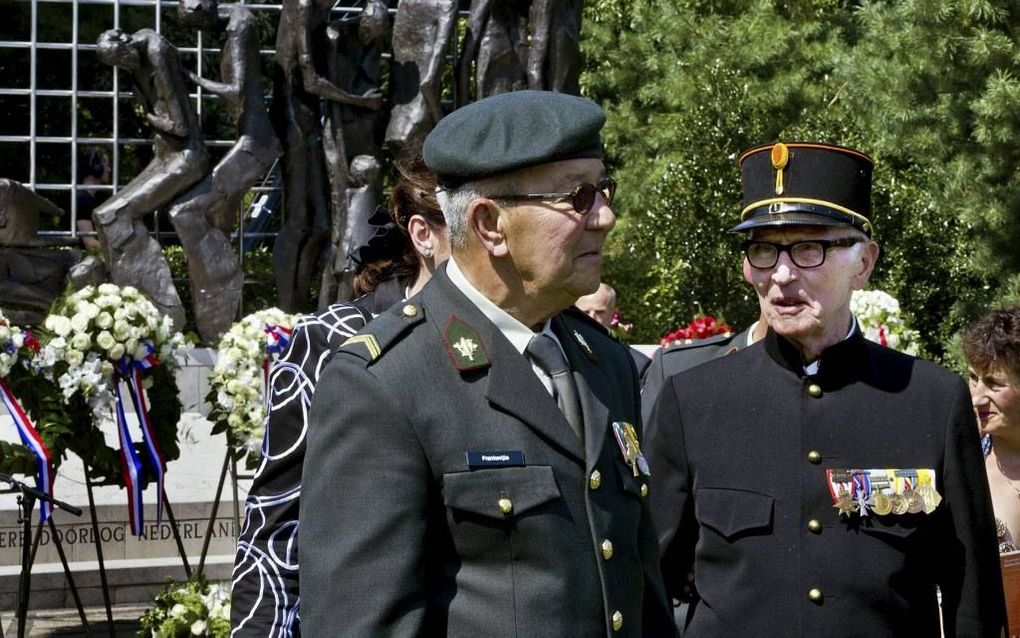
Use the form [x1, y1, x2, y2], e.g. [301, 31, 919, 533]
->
[94, 28, 208, 329]
[171, 0, 283, 341]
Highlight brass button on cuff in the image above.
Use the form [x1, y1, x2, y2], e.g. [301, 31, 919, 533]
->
[808, 588, 823, 603]
[601, 539, 614, 560]
[498, 498, 513, 515]
[589, 470, 602, 490]
[807, 450, 822, 464]
[611, 611, 623, 631]
[807, 383, 822, 398]
[402, 304, 418, 317]
[807, 519, 822, 534]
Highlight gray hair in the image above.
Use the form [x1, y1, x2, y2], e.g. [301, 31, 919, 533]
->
[435, 174, 517, 249]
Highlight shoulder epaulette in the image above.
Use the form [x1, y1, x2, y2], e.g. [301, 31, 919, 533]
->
[663, 331, 736, 352]
[338, 301, 425, 364]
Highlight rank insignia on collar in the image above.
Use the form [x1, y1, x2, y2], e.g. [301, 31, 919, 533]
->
[444, 316, 490, 371]
[342, 334, 381, 361]
[572, 330, 597, 360]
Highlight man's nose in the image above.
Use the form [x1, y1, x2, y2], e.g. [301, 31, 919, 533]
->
[587, 198, 616, 232]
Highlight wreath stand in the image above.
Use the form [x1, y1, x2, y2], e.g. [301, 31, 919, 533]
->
[81, 464, 192, 637]
[196, 447, 249, 577]
[0, 472, 90, 638]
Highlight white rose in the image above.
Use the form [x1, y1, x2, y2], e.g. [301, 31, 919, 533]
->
[190, 620, 207, 636]
[113, 308, 127, 320]
[97, 283, 118, 296]
[46, 316, 72, 337]
[71, 333, 91, 351]
[100, 361, 115, 377]
[95, 312, 113, 329]
[113, 321, 131, 341]
[226, 380, 243, 395]
[96, 331, 115, 351]
[227, 413, 243, 428]
[109, 344, 125, 361]
[49, 337, 67, 352]
[169, 603, 187, 619]
[125, 338, 139, 358]
[121, 285, 139, 299]
[65, 349, 84, 367]
[11, 333, 23, 349]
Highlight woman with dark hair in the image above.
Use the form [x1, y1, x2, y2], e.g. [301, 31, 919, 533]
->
[230, 155, 449, 637]
[963, 307, 1020, 553]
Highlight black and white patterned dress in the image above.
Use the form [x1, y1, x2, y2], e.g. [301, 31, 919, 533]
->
[230, 280, 404, 637]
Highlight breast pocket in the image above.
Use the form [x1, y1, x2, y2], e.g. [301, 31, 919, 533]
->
[443, 465, 562, 522]
[696, 487, 774, 541]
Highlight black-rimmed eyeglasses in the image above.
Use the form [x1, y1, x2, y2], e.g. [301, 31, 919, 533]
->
[742, 237, 864, 269]
[495, 177, 616, 215]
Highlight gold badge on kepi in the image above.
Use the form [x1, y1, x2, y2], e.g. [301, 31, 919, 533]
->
[771, 142, 789, 195]
[612, 421, 650, 478]
[443, 316, 490, 371]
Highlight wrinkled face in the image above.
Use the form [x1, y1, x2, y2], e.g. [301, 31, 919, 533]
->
[575, 284, 616, 328]
[969, 366, 1020, 440]
[744, 225, 876, 354]
[178, 0, 218, 30]
[497, 158, 616, 311]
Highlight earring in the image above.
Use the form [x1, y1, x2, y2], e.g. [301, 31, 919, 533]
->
[422, 247, 433, 259]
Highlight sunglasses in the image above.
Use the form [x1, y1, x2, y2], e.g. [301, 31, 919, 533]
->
[494, 177, 616, 215]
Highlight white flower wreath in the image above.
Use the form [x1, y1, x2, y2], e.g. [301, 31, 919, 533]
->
[851, 289, 920, 356]
[208, 307, 299, 461]
[0, 308, 28, 379]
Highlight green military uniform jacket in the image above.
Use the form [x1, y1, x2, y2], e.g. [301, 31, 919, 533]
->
[299, 267, 676, 637]
[645, 329, 1007, 637]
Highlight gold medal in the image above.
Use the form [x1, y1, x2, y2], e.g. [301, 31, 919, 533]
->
[890, 493, 909, 515]
[871, 491, 893, 516]
[917, 484, 938, 514]
[906, 489, 924, 514]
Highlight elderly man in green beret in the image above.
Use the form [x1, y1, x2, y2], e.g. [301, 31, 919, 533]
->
[300, 91, 676, 637]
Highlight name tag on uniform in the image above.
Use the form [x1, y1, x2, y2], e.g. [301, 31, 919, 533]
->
[466, 450, 525, 469]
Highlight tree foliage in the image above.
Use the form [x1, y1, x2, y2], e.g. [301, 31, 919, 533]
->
[583, 0, 1020, 360]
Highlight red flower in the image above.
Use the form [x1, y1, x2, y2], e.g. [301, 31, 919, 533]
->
[660, 314, 732, 347]
[23, 331, 41, 353]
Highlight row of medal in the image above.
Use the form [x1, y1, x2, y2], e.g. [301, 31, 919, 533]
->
[826, 468, 942, 517]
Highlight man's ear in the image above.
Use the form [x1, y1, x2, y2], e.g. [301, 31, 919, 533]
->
[852, 240, 881, 290]
[468, 198, 508, 257]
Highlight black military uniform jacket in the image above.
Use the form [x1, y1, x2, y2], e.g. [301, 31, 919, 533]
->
[300, 267, 676, 637]
[640, 327, 752, 427]
[645, 329, 1007, 637]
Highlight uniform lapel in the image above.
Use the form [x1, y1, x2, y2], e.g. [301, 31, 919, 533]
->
[553, 316, 612, 472]
[422, 268, 586, 464]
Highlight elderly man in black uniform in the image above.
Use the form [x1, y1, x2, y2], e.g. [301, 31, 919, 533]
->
[300, 91, 676, 637]
[645, 142, 1007, 637]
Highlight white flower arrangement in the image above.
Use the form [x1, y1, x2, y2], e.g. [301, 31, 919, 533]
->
[0, 309, 28, 378]
[208, 308, 298, 462]
[851, 289, 921, 355]
[139, 577, 230, 637]
[38, 283, 187, 425]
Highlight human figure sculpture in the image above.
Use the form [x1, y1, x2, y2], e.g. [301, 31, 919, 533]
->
[456, 0, 529, 105]
[93, 28, 208, 329]
[527, 0, 583, 94]
[319, 2, 389, 305]
[384, 0, 457, 153]
[271, 0, 383, 312]
[171, 0, 283, 342]
[319, 154, 382, 303]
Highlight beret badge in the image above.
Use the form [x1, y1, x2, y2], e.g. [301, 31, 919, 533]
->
[771, 142, 789, 196]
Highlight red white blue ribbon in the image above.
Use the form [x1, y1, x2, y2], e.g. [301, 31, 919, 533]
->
[262, 324, 292, 406]
[114, 341, 166, 537]
[113, 380, 145, 536]
[0, 378, 55, 523]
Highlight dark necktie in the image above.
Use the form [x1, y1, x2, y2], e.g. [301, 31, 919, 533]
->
[526, 333, 584, 440]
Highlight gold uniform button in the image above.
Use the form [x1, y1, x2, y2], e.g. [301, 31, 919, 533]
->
[497, 498, 513, 515]
[589, 469, 602, 490]
[402, 304, 418, 317]
[808, 588, 823, 603]
[807, 519, 822, 534]
[601, 539, 614, 560]
[611, 611, 623, 631]
[807, 383, 823, 398]
[640, 483, 649, 498]
[807, 450, 822, 464]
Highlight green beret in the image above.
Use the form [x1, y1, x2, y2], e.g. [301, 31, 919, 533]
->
[423, 90, 605, 187]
